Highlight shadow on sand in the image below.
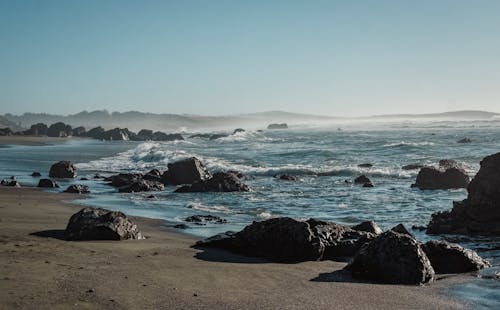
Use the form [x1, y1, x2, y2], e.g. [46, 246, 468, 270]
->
[30, 229, 66, 241]
[193, 246, 270, 264]
[310, 269, 368, 283]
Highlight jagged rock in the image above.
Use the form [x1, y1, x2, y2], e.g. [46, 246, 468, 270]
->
[346, 231, 435, 285]
[411, 166, 469, 190]
[427, 152, 500, 235]
[64, 184, 90, 194]
[439, 159, 466, 170]
[47, 122, 72, 137]
[49, 161, 77, 178]
[354, 175, 371, 184]
[65, 207, 143, 240]
[100, 128, 130, 141]
[161, 157, 211, 185]
[86, 126, 105, 139]
[196, 217, 375, 263]
[352, 221, 383, 235]
[390, 224, 413, 237]
[0, 180, 20, 187]
[37, 179, 59, 188]
[118, 179, 164, 193]
[108, 173, 143, 187]
[267, 123, 288, 129]
[402, 164, 424, 170]
[185, 215, 227, 225]
[143, 169, 162, 182]
[422, 240, 489, 273]
[72, 126, 86, 137]
[174, 172, 249, 193]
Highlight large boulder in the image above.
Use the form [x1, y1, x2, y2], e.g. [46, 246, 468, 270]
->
[196, 217, 375, 263]
[152, 132, 184, 141]
[174, 172, 249, 193]
[427, 152, 500, 235]
[346, 231, 435, 285]
[422, 240, 489, 274]
[135, 129, 154, 141]
[25, 123, 48, 135]
[100, 128, 130, 141]
[354, 175, 371, 184]
[64, 184, 90, 194]
[72, 126, 86, 137]
[411, 166, 469, 190]
[86, 126, 105, 139]
[49, 161, 77, 178]
[65, 207, 143, 240]
[118, 179, 164, 193]
[161, 157, 211, 185]
[38, 179, 59, 188]
[47, 122, 72, 137]
[108, 173, 143, 187]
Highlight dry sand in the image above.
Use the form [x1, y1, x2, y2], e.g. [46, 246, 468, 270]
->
[0, 187, 470, 310]
[0, 136, 75, 147]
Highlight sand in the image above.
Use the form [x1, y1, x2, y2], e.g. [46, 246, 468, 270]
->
[0, 136, 75, 147]
[0, 186, 471, 309]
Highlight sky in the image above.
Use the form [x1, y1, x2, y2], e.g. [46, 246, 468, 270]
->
[1, 0, 500, 117]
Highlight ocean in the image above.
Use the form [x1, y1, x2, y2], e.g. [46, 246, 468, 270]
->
[1, 120, 499, 308]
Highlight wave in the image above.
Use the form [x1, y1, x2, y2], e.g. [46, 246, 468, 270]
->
[383, 141, 435, 147]
[186, 202, 233, 214]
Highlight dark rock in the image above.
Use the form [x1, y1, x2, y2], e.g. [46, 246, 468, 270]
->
[80, 177, 88, 181]
[196, 217, 375, 263]
[72, 126, 86, 137]
[274, 174, 298, 181]
[439, 159, 465, 170]
[227, 170, 244, 179]
[143, 169, 162, 182]
[390, 224, 413, 237]
[161, 157, 211, 185]
[0, 128, 13, 136]
[135, 129, 154, 141]
[100, 128, 130, 141]
[267, 123, 288, 130]
[152, 132, 184, 141]
[411, 166, 469, 190]
[457, 138, 472, 143]
[209, 134, 228, 140]
[185, 215, 227, 224]
[86, 126, 105, 139]
[31, 172, 41, 177]
[422, 240, 489, 273]
[0, 180, 21, 187]
[174, 224, 188, 229]
[411, 225, 427, 231]
[64, 184, 90, 194]
[118, 179, 164, 193]
[146, 195, 156, 199]
[362, 182, 374, 188]
[402, 164, 424, 170]
[346, 231, 435, 284]
[352, 221, 383, 235]
[47, 122, 72, 137]
[427, 152, 500, 235]
[233, 128, 245, 134]
[37, 179, 59, 188]
[354, 175, 371, 184]
[25, 123, 48, 135]
[175, 172, 249, 193]
[65, 207, 143, 240]
[358, 163, 373, 168]
[49, 161, 77, 178]
[108, 173, 143, 187]
[93, 173, 104, 179]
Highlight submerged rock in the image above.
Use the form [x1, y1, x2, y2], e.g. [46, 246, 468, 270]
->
[422, 240, 489, 274]
[65, 207, 143, 240]
[174, 172, 249, 193]
[402, 164, 424, 170]
[49, 161, 77, 178]
[358, 163, 373, 168]
[411, 166, 469, 190]
[427, 152, 500, 235]
[118, 179, 164, 193]
[31, 171, 42, 177]
[162, 157, 211, 185]
[274, 174, 298, 181]
[354, 175, 371, 184]
[346, 231, 435, 285]
[38, 179, 59, 188]
[64, 184, 90, 194]
[185, 215, 227, 225]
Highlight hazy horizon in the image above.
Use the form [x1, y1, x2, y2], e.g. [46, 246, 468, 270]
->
[2, 1, 500, 116]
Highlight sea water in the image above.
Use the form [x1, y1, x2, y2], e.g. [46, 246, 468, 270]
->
[1, 121, 499, 308]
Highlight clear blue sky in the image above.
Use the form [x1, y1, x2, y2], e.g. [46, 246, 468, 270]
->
[1, 0, 499, 116]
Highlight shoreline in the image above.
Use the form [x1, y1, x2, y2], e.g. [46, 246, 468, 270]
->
[0, 136, 77, 147]
[0, 187, 470, 309]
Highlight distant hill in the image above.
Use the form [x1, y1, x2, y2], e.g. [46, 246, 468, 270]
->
[2, 110, 498, 132]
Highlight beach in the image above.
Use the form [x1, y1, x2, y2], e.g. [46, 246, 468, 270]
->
[0, 186, 468, 309]
[0, 136, 73, 147]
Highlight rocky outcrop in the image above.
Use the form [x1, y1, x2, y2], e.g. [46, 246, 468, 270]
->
[0, 127, 14, 136]
[427, 152, 500, 235]
[86, 126, 105, 139]
[64, 184, 90, 194]
[422, 240, 489, 273]
[438, 159, 466, 170]
[38, 179, 59, 188]
[72, 126, 86, 137]
[100, 128, 131, 141]
[0, 179, 21, 187]
[49, 161, 77, 178]
[267, 123, 288, 130]
[47, 122, 72, 137]
[390, 223, 412, 237]
[161, 157, 211, 185]
[196, 217, 375, 263]
[411, 166, 469, 190]
[346, 231, 435, 285]
[25, 123, 48, 136]
[65, 207, 143, 240]
[185, 215, 227, 225]
[174, 172, 249, 193]
[135, 129, 154, 140]
[152, 132, 184, 141]
[118, 179, 164, 193]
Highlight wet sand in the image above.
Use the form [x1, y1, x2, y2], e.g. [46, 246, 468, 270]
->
[0, 187, 471, 309]
[0, 136, 74, 147]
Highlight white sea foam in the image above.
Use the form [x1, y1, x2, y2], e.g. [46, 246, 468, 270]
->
[186, 202, 232, 213]
[383, 141, 435, 147]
